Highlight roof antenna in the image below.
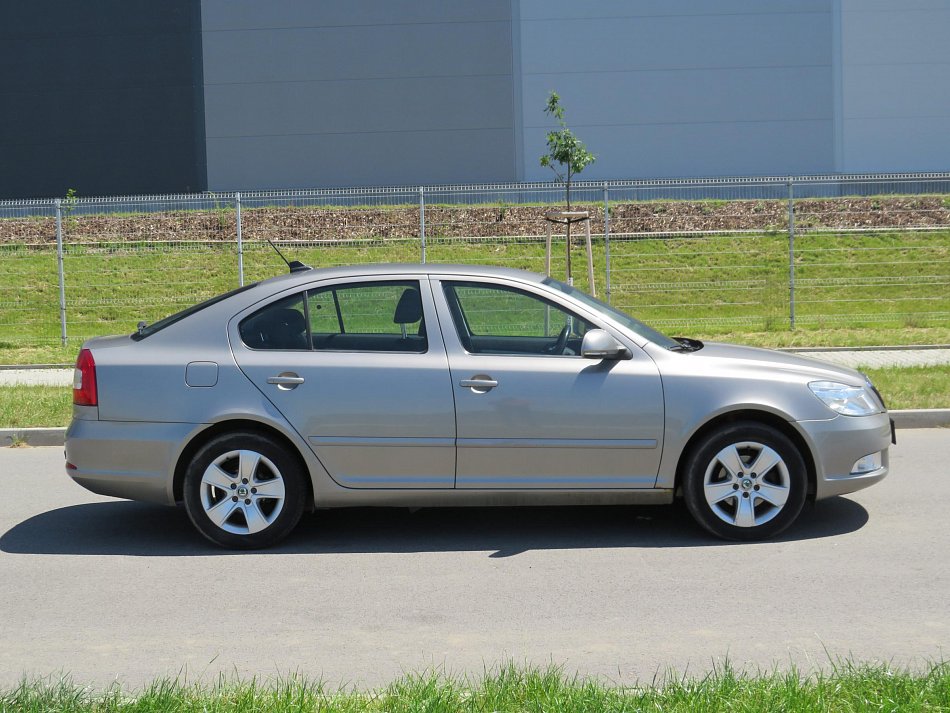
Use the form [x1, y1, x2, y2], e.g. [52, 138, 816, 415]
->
[266, 238, 310, 273]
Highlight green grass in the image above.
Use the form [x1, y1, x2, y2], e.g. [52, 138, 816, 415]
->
[865, 365, 950, 410]
[1, 229, 949, 365]
[1, 365, 947, 430]
[3, 661, 949, 712]
[0, 385, 71, 428]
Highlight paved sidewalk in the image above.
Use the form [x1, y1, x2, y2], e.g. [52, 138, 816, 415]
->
[1, 347, 950, 386]
[790, 347, 950, 369]
[0, 368, 72, 386]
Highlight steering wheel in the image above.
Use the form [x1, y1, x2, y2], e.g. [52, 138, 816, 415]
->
[545, 325, 570, 355]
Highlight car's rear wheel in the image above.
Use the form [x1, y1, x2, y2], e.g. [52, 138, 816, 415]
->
[682, 422, 807, 541]
[183, 432, 306, 549]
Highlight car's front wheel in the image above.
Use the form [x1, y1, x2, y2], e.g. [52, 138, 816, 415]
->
[682, 422, 807, 540]
[183, 431, 306, 549]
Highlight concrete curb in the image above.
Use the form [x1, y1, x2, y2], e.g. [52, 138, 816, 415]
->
[0, 364, 72, 370]
[1, 411, 948, 448]
[1, 427, 67, 447]
[890, 409, 950, 429]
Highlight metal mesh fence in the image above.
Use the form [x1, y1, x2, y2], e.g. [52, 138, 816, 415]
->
[1, 173, 949, 354]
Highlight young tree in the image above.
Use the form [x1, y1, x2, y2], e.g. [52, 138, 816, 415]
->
[539, 92, 595, 282]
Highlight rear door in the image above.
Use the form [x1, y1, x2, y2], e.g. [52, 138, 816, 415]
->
[232, 276, 456, 488]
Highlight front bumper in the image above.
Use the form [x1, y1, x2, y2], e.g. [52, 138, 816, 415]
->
[797, 411, 892, 500]
[65, 419, 201, 505]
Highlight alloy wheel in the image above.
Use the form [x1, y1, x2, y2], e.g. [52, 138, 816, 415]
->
[198, 449, 286, 535]
[702, 441, 791, 528]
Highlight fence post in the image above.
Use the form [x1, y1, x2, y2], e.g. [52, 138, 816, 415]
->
[235, 192, 244, 286]
[54, 199, 68, 346]
[419, 186, 426, 263]
[603, 182, 611, 304]
[787, 178, 796, 329]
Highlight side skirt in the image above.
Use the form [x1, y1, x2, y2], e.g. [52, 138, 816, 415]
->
[311, 488, 675, 509]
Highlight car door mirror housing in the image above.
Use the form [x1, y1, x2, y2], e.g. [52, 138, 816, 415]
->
[580, 329, 629, 360]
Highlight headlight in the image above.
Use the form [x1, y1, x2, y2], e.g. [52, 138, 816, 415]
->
[808, 380, 883, 416]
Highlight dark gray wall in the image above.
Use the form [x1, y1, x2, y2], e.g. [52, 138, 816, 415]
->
[201, 0, 516, 190]
[0, 1, 205, 199]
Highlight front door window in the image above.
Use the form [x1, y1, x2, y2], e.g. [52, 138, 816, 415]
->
[442, 281, 594, 356]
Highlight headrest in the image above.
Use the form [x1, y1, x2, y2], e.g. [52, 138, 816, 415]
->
[271, 308, 306, 333]
[393, 288, 422, 324]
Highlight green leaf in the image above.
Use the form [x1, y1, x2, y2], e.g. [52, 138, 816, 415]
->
[539, 91, 596, 188]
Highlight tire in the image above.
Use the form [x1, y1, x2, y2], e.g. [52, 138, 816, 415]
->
[682, 421, 807, 541]
[183, 431, 307, 549]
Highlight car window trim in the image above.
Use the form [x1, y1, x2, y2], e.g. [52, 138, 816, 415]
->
[330, 289, 345, 333]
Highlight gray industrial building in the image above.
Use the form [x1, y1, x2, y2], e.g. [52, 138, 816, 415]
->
[3, 0, 949, 199]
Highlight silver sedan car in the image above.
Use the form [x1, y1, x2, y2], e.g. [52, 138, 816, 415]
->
[65, 264, 893, 549]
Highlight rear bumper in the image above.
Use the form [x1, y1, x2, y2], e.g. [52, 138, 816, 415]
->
[797, 411, 892, 500]
[65, 419, 200, 505]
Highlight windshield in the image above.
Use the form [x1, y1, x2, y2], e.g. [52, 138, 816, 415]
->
[131, 282, 259, 340]
[542, 277, 681, 350]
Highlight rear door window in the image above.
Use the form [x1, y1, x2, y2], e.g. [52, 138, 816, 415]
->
[238, 280, 428, 353]
[308, 281, 426, 353]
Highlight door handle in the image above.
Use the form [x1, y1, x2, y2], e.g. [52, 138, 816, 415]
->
[460, 377, 498, 392]
[267, 372, 305, 390]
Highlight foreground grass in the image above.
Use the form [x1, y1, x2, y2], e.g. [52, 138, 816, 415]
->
[3, 662, 949, 712]
[1, 365, 948, 430]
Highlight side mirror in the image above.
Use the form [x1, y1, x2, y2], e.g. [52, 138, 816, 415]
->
[580, 329, 629, 360]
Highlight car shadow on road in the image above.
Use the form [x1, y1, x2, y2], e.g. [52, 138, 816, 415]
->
[0, 497, 868, 557]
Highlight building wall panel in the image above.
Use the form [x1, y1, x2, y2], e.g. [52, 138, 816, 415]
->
[840, 1, 950, 172]
[201, 3, 515, 189]
[518, 1, 834, 180]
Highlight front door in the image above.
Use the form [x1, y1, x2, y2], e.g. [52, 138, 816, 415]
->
[232, 276, 456, 488]
[433, 277, 664, 489]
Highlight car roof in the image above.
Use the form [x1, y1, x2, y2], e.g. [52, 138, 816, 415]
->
[260, 263, 547, 290]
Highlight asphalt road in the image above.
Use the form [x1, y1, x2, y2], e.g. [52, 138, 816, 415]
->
[1, 431, 947, 690]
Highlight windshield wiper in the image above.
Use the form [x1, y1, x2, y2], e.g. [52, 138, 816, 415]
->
[670, 337, 704, 352]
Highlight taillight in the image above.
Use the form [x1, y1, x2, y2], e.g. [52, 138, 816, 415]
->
[73, 348, 98, 406]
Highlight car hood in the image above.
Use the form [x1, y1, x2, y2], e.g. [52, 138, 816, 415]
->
[675, 342, 867, 384]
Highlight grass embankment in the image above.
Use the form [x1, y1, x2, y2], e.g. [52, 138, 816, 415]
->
[2, 366, 948, 430]
[1, 228, 949, 365]
[3, 663, 950, 712]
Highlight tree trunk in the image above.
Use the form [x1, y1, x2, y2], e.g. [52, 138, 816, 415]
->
[565, 165, 572, 284]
